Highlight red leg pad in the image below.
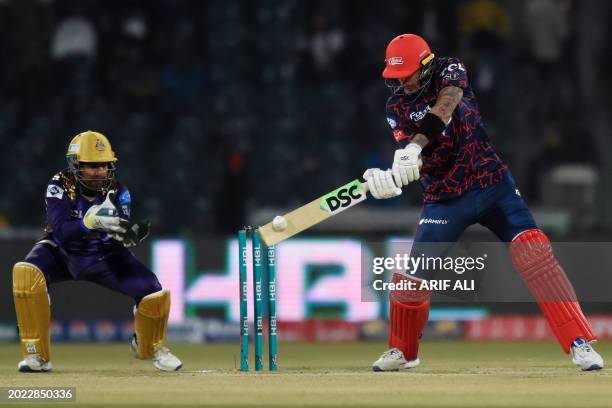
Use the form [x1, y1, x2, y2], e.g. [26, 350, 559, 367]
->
[389, 299, 430, 361]
[510, 229, 595, 352]
[388, 273, 431, 361]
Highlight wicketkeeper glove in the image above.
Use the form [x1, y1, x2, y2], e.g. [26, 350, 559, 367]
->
[108, 219, 151, 247]
[82, 190, 126, 234]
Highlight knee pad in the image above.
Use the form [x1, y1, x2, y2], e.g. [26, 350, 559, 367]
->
[510, 229, 576, 302]
[12, 262, 51, 361]
[389, 273, 431, 303]
[134, 289, 170, 359]
[510, 229, 595, 352]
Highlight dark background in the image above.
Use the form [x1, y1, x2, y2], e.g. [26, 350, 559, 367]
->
[0, 0, 611, 235]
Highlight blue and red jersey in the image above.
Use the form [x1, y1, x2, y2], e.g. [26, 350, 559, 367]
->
[386, 57, 507, 201]
[44, 170, 131, 255]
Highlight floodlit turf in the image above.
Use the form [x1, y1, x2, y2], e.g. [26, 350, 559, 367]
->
[0, 341, 610, 407]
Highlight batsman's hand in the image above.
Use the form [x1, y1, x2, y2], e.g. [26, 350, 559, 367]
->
[392, 143, 422, 186]
[82, 190, 126, 234]
[109, 219, 151, 247]
[363, 168, 402, 199]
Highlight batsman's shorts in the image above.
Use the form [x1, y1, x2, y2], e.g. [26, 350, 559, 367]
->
[411, 170, 537, 279]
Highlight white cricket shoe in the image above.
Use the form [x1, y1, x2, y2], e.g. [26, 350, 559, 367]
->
[372, 348, 420, 372]
[571, 338, 603, 371]
[130, 335, 182, 371]
[152, 346, 183, 372]
[17, 354, 52, 373]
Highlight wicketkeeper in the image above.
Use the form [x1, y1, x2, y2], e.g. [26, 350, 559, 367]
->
[12, 131, 182, 372]
[363, 34, 603, 371]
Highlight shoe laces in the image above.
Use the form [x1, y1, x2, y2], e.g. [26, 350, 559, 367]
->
[578, 343, 593, 353]
[573, 339, 593, 354]
[154, 346, 177, 360]
[26, 354, 43, 363]
[382, 348, 402, 358]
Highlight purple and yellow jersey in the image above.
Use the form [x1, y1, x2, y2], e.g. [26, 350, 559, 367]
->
[386, 57, 507, 202]
[43, 170, 131, 255]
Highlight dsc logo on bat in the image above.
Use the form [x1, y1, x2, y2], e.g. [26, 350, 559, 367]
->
[320, 179, 367, 214]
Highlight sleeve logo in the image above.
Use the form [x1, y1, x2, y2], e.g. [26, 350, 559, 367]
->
[440, 62, 465, 80]
[387, 117, 397, 129]
[119, 189, 132, 205]
[119, 189, 131, 217]
[46, 184, 64, 199]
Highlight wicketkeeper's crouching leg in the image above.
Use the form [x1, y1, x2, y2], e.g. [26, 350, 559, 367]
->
[131, 289, 182, 371]
[134, 289, 170, 358]
[510, 228, 603, 370]
[12, 262, 52, 372]
[373, 273, 430, 371]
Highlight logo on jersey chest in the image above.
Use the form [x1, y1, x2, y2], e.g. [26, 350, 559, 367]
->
[409, 105, 431, 122]
[46, 185, 64, 199]
[71, 209, 83, 219]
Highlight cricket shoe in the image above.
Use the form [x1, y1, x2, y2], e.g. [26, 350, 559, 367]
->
[17, 354, 52, 373]
[571, 338, 603, 371]
[152, 346, 182, 371]
[130, 335, 182, 371]
[372, 348, 420, 371]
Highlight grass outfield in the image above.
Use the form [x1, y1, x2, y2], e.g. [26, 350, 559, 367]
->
[0, 341, 610, 407]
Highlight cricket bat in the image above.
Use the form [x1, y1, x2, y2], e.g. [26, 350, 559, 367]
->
[258, 179, 369, 246]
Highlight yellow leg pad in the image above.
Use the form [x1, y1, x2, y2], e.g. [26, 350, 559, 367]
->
[135, 289, 170, 359]
[12, 262, 51, 362]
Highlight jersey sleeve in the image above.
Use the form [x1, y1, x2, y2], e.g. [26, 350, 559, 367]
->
[115, 184, 132, 220]
[45, 179, 89, 244]
[437, 57, 469, 90]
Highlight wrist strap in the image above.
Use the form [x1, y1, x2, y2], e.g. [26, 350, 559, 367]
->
[418, 112, 446, 141]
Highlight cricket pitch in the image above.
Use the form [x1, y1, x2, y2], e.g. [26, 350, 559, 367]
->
[1, 341, 610, 407]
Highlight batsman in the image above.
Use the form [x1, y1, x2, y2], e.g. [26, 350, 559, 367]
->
[12, 131, 182, 372]
[363, 34, 603, 371]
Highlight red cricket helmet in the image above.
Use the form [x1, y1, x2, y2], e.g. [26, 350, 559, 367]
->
[383, 34, 434, 79]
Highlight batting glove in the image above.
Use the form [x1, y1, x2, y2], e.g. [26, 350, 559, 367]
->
[363, 168, 402, 199]
[392, 143, 422, 186]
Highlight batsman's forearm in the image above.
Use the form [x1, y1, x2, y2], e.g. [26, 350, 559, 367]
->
[430, 86, 463, 123]
[410, 134, 430, 149]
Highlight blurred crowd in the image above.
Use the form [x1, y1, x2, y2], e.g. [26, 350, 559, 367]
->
[0, 0, 610, 235]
